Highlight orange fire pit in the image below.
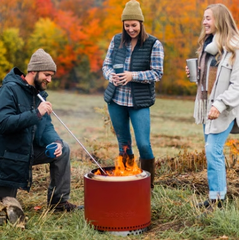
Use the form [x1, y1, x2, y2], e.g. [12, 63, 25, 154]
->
[84, 167, 151, 235]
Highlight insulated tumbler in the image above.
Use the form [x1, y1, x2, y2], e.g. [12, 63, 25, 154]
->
[186, 58, 199, 82]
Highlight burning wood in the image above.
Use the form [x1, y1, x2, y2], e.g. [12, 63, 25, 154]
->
[94, 155, 142, 176]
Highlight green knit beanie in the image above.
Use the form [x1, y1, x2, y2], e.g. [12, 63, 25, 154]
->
[27, 49, 57, 73]
[121, 0, 144, 22]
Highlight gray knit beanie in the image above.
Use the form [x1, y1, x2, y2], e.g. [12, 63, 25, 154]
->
[121, 0, 144, 22]
[27, 49, 57, 73]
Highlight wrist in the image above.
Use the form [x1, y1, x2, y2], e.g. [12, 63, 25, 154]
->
[36, 108, 42, 119]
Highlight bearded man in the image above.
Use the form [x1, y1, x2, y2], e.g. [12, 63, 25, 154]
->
[0, 49, 82, 212]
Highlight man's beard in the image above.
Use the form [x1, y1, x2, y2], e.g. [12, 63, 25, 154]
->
[34, 72, 45, 91]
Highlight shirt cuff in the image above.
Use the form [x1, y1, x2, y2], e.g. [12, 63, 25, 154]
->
[55, 140, 64, 148]
[36, 109, 42, 119]
[212, 101, 227, 113]
[131, 72, 138, 82]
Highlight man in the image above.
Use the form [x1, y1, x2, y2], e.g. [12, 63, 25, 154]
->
[0, 49, 82, 212]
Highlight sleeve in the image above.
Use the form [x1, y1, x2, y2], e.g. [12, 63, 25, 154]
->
[0, 85, 40, 134]
[34, 95, 63, 147]
[213, 49, 239, 112]
[34, 113, 63, 147]
[102, 36, 115, 83]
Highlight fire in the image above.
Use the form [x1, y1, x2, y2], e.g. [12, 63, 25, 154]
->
[94, 155, 142, 176]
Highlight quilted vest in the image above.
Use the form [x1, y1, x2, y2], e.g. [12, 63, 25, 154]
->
[104, 33, 157, 109]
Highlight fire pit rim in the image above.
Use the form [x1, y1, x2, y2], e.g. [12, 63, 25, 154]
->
[85, 166, 150, 182]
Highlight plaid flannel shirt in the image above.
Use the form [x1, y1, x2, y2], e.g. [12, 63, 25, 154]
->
[102, 35, 164, 107]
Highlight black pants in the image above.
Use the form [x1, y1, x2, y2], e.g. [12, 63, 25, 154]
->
[0, 141, 71, 204]
[0, 187, 17, 199]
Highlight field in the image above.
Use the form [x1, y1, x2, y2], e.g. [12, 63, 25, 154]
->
[1, 91, 239, 240]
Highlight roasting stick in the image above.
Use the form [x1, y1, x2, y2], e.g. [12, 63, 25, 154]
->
[37, 94, 108, 175]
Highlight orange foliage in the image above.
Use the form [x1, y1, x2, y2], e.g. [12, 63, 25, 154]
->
[230, 0, 239, 24]
[80, 8, 104, 72]
[0, 0, 37, 36]
[35, 0, 55, 18]
[56, 46, 77, 76]
[54, 8, 103, 72]
[54, 10, 87, 42]
[100, 0, 128, 42]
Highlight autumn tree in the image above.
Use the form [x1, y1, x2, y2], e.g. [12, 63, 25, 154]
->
[0, 0, 39, 38]
[99, 0, 128, 48]
[27, 18, 69, 88]
[1, 0, 239, 93]
[0, 41, 12, 82]
[229, 0, 239, 24]
[35, 0, 55, 18]
[141, 0, 206, 95]
[1, 28, 24, 70]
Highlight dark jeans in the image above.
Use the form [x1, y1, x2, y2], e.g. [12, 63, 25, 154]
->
[0, 141, 71, 204]
[108, 101, 154, 159]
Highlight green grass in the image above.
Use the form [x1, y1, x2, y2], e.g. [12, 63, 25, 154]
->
[1, 91, 239, 240]
[47, 91, 205, 160]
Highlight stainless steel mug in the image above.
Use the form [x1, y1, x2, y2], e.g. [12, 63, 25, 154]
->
[186, 58, 199, 82]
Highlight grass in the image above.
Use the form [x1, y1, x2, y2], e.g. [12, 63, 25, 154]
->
[1, 91, 239, 240]
[47, 91, 205, 160]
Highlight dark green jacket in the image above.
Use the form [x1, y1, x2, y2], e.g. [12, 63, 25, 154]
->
[0, 68, 62, 191]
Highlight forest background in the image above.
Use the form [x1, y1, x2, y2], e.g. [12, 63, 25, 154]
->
[0, 0, 239, 95]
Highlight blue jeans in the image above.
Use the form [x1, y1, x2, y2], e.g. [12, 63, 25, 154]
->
[204, 121, 234, 200]
[108, 101, 154, 159]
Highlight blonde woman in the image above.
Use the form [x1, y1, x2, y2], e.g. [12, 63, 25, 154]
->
[186, 4, 239, 209]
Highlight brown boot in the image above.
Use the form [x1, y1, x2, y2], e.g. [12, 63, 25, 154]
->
[140, 158, 155, 189]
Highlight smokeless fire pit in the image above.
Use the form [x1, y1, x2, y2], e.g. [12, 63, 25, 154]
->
[84, 166, 151, 236]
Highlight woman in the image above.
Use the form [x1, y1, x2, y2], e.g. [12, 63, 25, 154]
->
[186, 4, 239, 208]
[102, 0, 164, 189]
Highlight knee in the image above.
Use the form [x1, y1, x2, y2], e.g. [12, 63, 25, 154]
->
[205, 142, 212, 154]
[138, 142, 150, 152]
[138, 143, 153, 159]
[62, 141, 70, 157]
[205, 141, 222, 158]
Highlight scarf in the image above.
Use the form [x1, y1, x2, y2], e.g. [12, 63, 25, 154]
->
[194, 35, 218, 124]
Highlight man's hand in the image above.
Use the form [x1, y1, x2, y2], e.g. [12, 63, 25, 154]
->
[54, 143, 63, 157]
[38, 102, 52, 116]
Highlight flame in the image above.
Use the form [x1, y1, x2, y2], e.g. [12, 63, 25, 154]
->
[94, 155, 142, 176]
[94, 169, 102, 175]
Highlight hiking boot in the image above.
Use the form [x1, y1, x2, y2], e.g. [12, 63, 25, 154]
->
[196, 199, 223, 209]
[50, 201, 84, 212]
[196, 200, 224, 219]
[140, 158, 155, 189]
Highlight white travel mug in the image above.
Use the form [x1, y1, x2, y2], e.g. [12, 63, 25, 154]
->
[186, 58, 199, 82]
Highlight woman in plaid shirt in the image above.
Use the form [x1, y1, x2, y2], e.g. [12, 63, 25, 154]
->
[102, 0, 164, 189]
